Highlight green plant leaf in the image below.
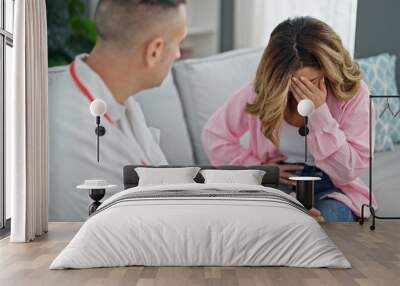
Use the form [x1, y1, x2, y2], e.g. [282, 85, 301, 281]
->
[47, 0, 97, 66]
[69, 16, 97, 44]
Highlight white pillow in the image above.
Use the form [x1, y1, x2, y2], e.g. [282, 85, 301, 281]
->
[135, 167, 201, 186]
[200, 169, 266, 185]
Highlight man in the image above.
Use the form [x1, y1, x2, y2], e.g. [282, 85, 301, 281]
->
[49, 0, 187, 221]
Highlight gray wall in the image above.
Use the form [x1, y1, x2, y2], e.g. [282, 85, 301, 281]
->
[354, 0, 400, 88]
[220, 0, 235, 52]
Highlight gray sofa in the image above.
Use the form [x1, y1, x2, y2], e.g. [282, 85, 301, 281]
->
[135, 48, 400, 217]
[135, 48, 262, 165]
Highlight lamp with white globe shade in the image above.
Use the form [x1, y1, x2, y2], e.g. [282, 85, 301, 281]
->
[90, 99, 107, 162]
[297, 99, 315, 117]
[90, 99, 107, 117]
[297, 99, 315, 162]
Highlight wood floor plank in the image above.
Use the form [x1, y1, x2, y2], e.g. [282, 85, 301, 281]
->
[0, 222, 400, 286]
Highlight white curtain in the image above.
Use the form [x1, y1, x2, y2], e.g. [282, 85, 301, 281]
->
[234, 0, 358, 56]
[9, 0, 49, 242]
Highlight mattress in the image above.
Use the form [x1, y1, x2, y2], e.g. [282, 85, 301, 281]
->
[361, 145, 400, 216]
[50, 183, 350, 269]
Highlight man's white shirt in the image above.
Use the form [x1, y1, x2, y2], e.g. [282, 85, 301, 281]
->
[49, 54, 167, 221]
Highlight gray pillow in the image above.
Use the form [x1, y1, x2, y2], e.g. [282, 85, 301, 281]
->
[135, 167, 200, 186]
[173, 48, 263, 164]
[200, 169, 266, 185]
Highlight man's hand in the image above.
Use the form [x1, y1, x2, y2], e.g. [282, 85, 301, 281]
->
[264, 155, 304, 186]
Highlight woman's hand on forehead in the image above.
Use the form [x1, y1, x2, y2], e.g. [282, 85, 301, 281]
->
[290, 76, 327, 109]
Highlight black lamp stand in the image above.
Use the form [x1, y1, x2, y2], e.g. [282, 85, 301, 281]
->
[360, 95, 400, 230]
[298, 117, 310, 161]
[295, 115, 316, 209]
[94, 116, 106, 162]
[88, 189, 106, 215]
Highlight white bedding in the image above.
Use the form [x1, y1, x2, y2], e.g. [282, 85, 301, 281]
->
[50, 183, 350, 269]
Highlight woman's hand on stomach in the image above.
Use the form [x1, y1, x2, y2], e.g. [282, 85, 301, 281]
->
[264, 155, 304, 186]
[264, 155, 324, 222]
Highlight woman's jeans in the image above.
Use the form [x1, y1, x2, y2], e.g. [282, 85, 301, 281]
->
[278, 165, 356, 223]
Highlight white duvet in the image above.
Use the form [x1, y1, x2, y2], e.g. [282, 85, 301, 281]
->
[50, 183, 351, 269]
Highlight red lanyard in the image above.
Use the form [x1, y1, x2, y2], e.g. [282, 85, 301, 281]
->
[69, 61, 148, 166]
[70, 61, 114, 125]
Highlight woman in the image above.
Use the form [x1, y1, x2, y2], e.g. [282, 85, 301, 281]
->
[201, 17, 376, 223]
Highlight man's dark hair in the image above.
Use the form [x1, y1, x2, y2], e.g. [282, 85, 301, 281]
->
[95, 0, 186, 50]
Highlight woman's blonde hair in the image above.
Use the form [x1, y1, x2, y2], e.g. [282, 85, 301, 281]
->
[246, 16, 362, 146]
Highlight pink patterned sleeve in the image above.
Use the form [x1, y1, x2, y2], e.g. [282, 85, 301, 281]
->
[201, 84, 262, 166]
[308, 82, 375, 184]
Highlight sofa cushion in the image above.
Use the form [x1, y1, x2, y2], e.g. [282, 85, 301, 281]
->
[135, 72, 195, 165]
[173, 48, 263, 164]
[355, 53, 399, 152]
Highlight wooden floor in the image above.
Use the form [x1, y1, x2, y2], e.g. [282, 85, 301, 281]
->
[0, 222, 399, 286]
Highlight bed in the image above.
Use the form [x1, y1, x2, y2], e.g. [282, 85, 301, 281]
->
[50, 165, 350, 269]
